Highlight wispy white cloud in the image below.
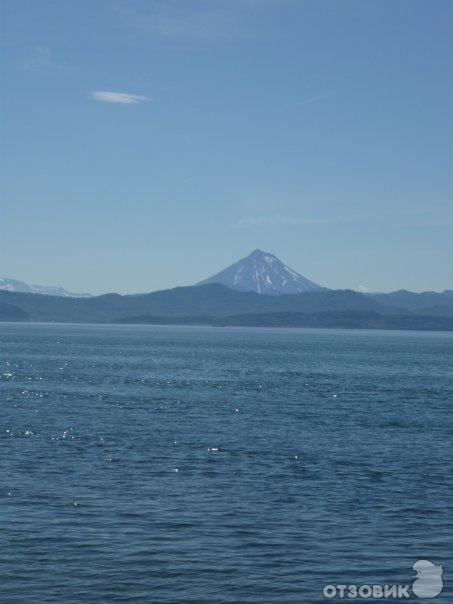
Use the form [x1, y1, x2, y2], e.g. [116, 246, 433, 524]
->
[90, 91, 151, 104]
[231, 215, 336, 228]
[113, 0, 276, 40]
[230, 204, 453, 230]
[22, 46, 58, 73]
[295, 92, 332, 107]
[113, 2, 230, 39]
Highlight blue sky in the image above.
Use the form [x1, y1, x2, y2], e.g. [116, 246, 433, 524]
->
[1, 0, 452, 294]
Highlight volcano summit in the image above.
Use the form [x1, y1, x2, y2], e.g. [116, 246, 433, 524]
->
[196, 249, 324, 295]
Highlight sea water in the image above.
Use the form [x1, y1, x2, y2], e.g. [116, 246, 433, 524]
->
[1, 323, 452, 602]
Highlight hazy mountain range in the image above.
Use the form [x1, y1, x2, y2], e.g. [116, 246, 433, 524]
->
[1, 251, 452, 331]
[1, 250, 322, 297]
[1, 282, 453, 331]
[0, 277, 92, 298]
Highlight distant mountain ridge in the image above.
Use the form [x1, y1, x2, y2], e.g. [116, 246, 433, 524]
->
[0, 277, 92, 298]
[0, 284, 389, 323]
[196, 249, 324, 294]
[367, 289, 453, 316]
[1, 282, 453, 331]
[1, 250, 452, 332]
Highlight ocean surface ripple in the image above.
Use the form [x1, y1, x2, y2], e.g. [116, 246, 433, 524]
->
[1, 324, 452, 603]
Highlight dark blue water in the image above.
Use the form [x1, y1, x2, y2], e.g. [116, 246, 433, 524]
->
[1, 324, 452, 603]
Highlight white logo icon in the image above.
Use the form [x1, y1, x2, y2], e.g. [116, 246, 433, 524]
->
[412, 560, 443, 599]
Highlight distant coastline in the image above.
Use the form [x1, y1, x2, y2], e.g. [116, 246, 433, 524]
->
[114, 311, 453, 332]
[1, 284, 453, 332]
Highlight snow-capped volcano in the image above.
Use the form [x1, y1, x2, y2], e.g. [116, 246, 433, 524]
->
[196, 249, 324, 294]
